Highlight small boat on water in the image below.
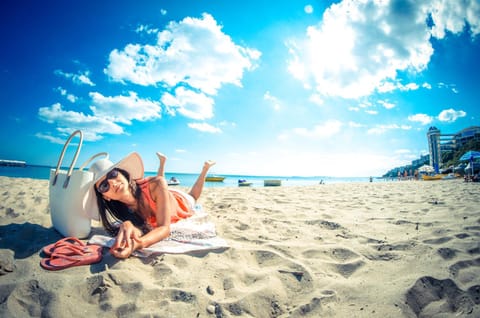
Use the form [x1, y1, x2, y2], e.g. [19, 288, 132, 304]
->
[422, 173, 461, 181]
[422, 174, 445, 181]
[0, 159, 26, 167]
[238, 179, 252, 187]
[264, 179, 282, 186]
[441, 173, 461, 180]
[206, 175, 225, 182]
[168, 177, 180, 186]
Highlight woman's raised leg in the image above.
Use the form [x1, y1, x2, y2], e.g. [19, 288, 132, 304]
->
[156, 152, 167, 177]
[189, 160, 216, 200]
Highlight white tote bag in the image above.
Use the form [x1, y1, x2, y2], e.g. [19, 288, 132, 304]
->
[49, 130, 108, 238]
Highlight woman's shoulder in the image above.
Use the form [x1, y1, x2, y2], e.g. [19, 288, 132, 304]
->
[136, 176, 164, 184]
[137, 176, 167, 191]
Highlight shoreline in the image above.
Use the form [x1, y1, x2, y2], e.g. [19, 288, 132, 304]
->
[0, 165, 385, 188]
[1, 176, 479, 317]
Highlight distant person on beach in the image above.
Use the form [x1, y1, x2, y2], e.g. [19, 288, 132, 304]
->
[87, 152, 215, 258]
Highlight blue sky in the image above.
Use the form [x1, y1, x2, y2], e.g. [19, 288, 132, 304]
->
[1, 0, 479, 177]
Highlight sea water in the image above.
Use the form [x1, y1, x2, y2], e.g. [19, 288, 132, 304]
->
[0, 165, 375, 188]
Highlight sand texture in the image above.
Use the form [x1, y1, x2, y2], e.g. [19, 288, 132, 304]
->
[1, 176, 479, 317]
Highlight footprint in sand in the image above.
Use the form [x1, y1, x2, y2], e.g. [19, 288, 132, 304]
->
[82, 275, 115, 304]
[331, 260, 365, 278]
[253, 248, 315, 291]
[449, 257, 480, 285]
[406, 276, 480, 317]
[422, 236, 453, 245]
[5, 280, 53, 317]
[437, 247, 457, 260]
[0, 250, 15, 275]
[303, 247, 365, 278]
[455, 233, 470, 239]
[363, 241, 414, 262]
[304, 219, 344, 230]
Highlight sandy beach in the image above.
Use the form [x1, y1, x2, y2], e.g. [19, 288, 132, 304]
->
[1, 176, 479, 317]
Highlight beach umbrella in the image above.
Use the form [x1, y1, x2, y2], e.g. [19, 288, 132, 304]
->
[459, 150, 480, 161]
[459, 150, 480, 175]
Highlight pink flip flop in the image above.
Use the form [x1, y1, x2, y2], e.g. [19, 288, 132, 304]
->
[40, 247, 103, 271]
[42, 237, 100, 256]
[53, 244, 103, 257]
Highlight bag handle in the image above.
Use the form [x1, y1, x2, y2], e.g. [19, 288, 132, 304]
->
[51, 130, 83, 188]
[78, 152, 109, 171]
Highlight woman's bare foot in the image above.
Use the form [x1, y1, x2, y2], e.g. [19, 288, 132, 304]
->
[156, 152, 167, 165]
[188, 160, 217, 200]
[204, 160, 216, 171]
[156, 152, 168, 177]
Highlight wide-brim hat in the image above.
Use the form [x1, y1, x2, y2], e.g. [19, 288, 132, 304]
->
[83, 152, 144, 221]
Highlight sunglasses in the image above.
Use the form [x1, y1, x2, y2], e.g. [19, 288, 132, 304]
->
[97, 169, 119, 193]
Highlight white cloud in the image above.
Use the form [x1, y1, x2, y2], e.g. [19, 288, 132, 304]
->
[408, 113, 433, 125]
[37, 92, 162, 141]
[66, 94, 77, 103]
[348, 121, 364, 128]
[56, 87, 78, 103]
[402, 83, 420, 91]
[38, 103, 124, 141]
[378, 100, 395, 109]
[161, 87, 214, 120]
[105, 13, 260, 121]
[438, 82, 459, 93]
[287, 0, 479, 99]
[89, 91, 161, 124]
[263, 91, 281, 111]
[422, 82, 432, 89]
[135, 24, 159, 34]
[54, 69, 95, 86]
[35, 132, 67, 144]
[105, 13, 261, 110]
[367, 124, 411, 135]
[437, 108, 466, 122]
[429, 0, 480, 38]
[308, 93, 324, 106]
[40, 14, 260, 142]
[304, 5, 313, 14]
[187, 122, 222, 133]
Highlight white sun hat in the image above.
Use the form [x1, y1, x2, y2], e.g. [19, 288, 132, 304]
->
[83, 152, 144, 221]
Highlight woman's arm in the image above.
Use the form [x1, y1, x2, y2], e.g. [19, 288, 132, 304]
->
[137, 176, 172, 247]
[110, 176, 173, 258]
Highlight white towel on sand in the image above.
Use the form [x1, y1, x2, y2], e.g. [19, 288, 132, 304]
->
[88, 205, 228, 257]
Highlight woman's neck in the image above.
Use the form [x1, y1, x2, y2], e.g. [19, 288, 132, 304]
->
[121, 194, 137, 210]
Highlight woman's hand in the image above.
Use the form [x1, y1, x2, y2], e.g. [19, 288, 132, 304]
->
[110, 221, 143, 258]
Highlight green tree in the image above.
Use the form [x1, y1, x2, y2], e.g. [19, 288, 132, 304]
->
[443, 139, 480, 168]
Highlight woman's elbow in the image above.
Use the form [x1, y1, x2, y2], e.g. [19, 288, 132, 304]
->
[164, 225, 171, 238]
[153, 175, 168, 187]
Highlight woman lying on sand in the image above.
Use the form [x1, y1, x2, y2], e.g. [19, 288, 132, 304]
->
[86, 152, 215, 258]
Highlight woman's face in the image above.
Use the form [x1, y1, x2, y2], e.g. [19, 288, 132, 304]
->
[95, 169, 130, 200]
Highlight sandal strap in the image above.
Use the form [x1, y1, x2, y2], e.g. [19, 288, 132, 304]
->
[51, 237, 86, 248]
[50, 245, 93, 258]
[49, 252, 82, 262]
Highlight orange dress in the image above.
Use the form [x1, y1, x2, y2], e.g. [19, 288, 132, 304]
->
[138, 180, 194, 227]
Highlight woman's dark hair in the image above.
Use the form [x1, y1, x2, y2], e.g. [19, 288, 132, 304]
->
[94, 168, 146, 236]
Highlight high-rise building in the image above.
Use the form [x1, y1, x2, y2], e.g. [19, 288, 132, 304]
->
[427, 126, 480, 173]
[427, 127, 441, 173]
